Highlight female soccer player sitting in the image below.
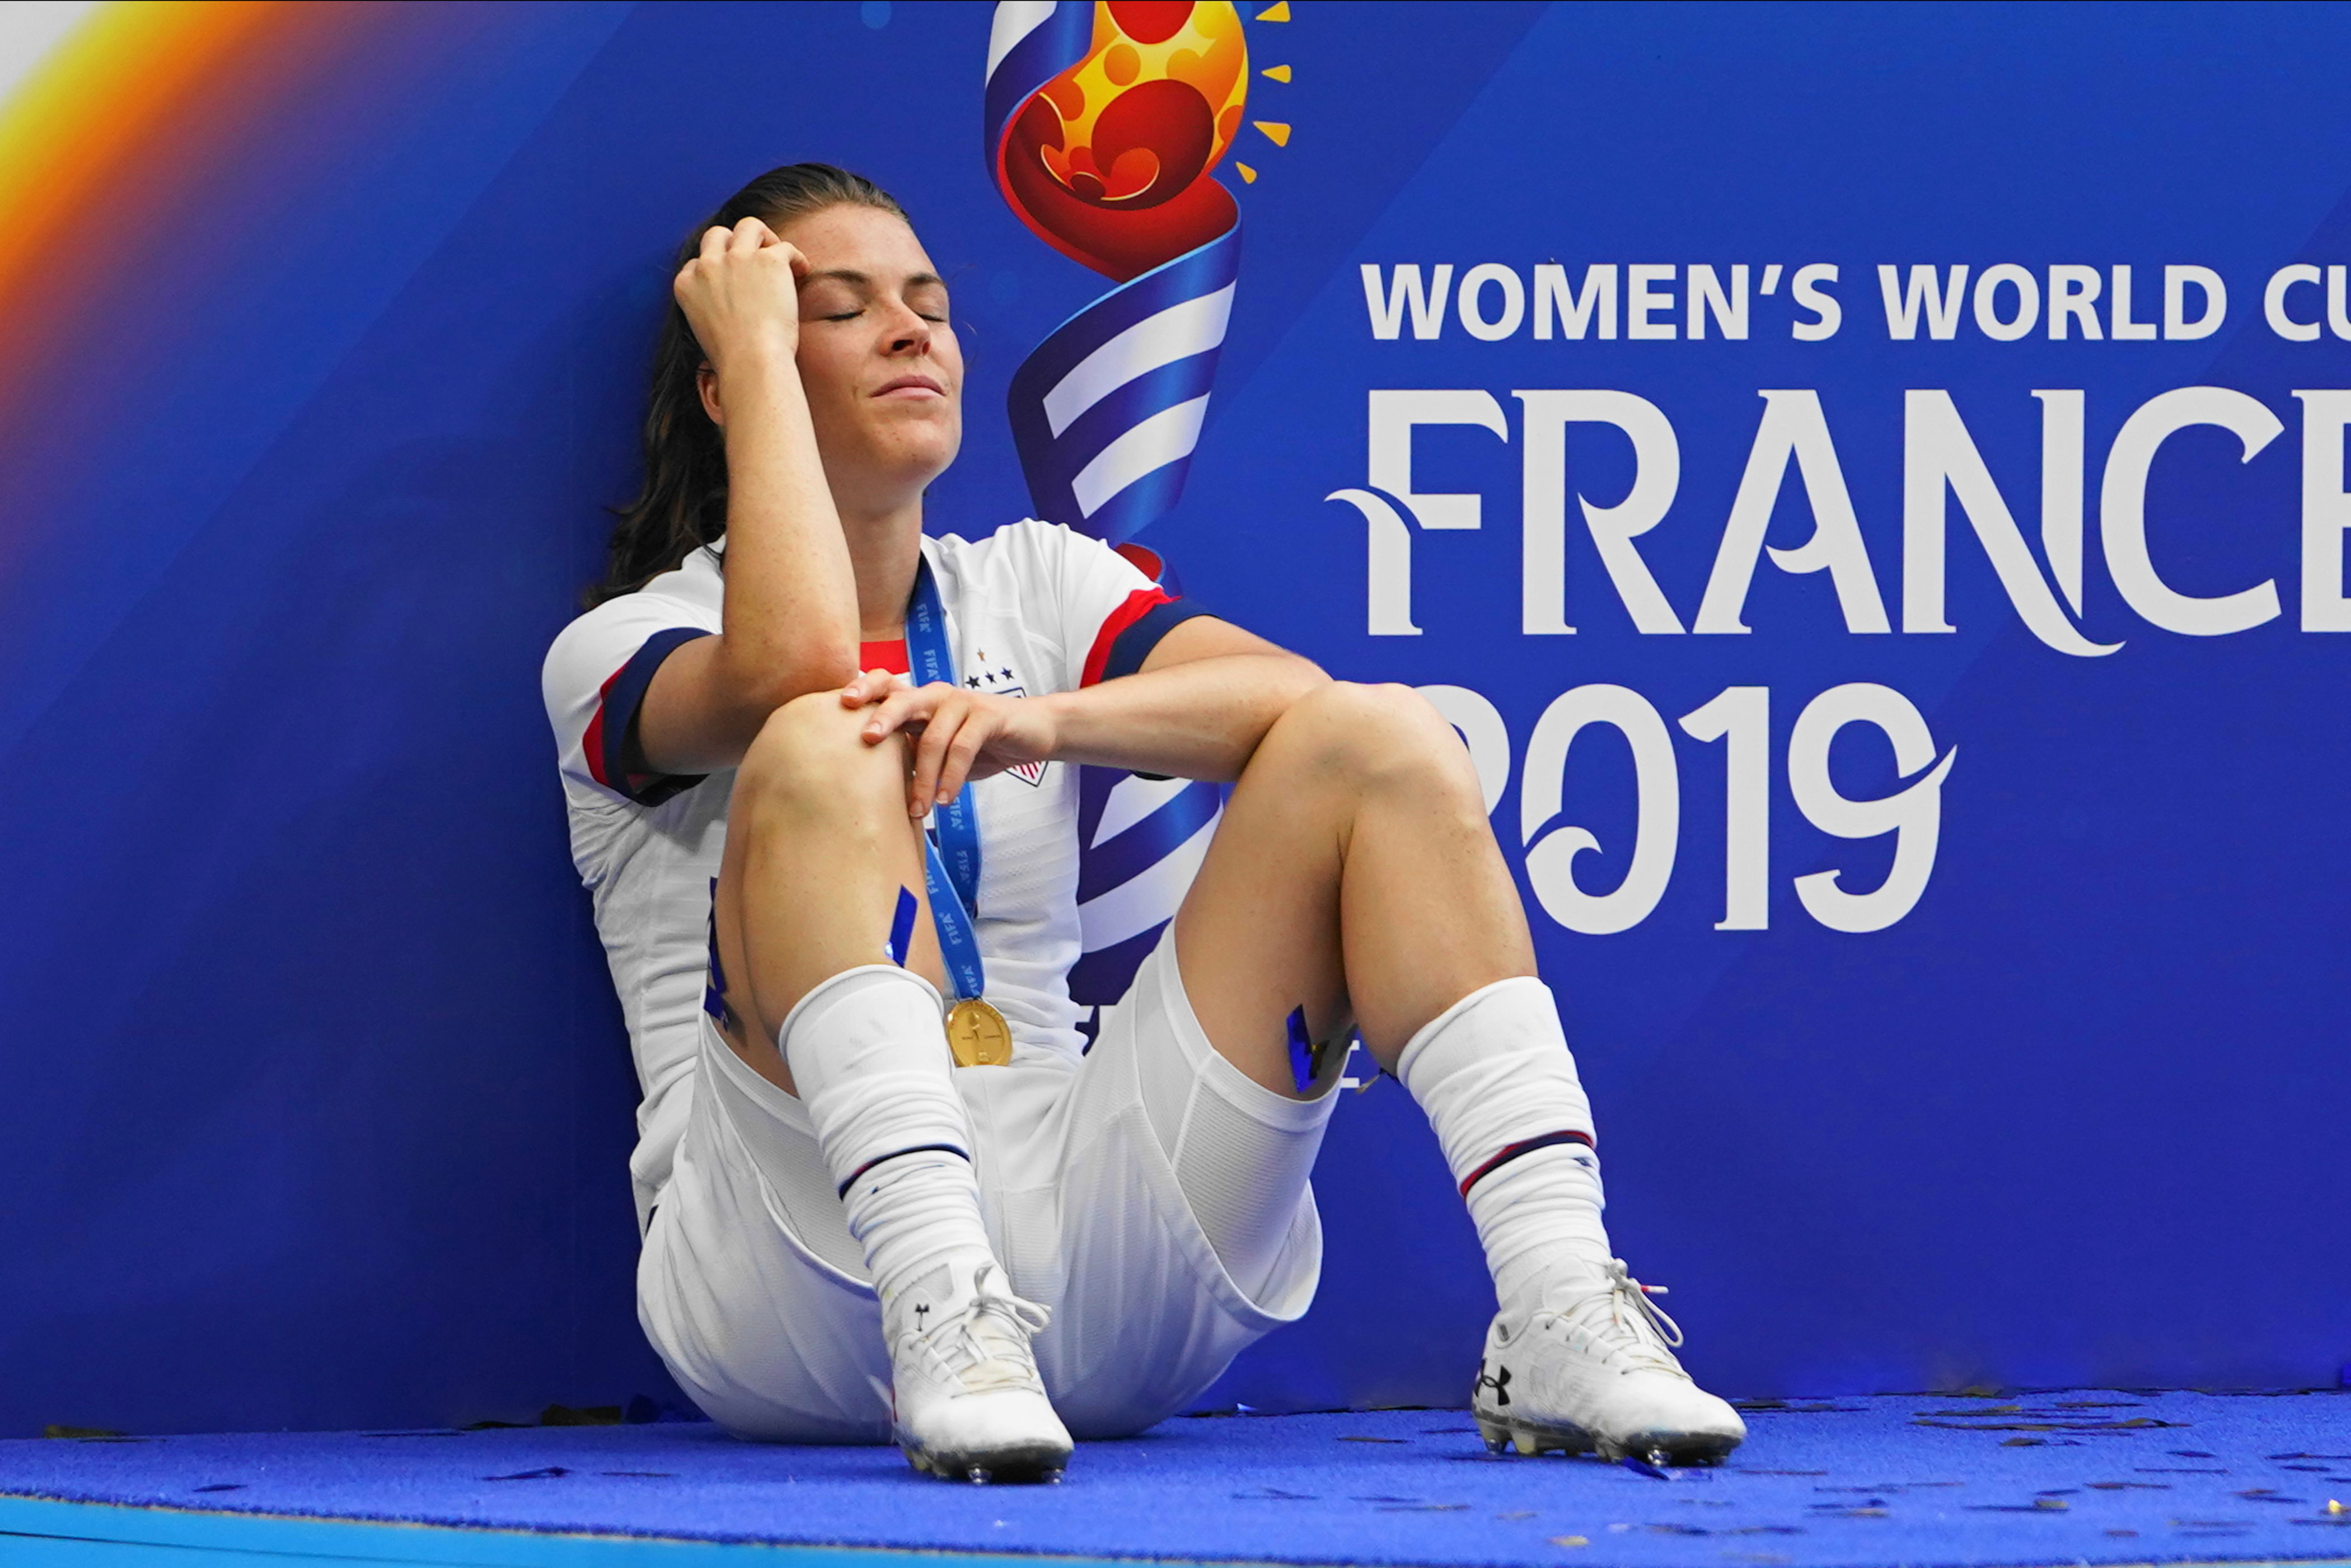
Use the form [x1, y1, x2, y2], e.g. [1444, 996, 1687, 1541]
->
[542, 164, 1744, 1483]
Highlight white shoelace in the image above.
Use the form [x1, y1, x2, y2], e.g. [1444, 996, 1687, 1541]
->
[931, 1265, 1052, 1394]
[1541, 1258, 1687, 1374]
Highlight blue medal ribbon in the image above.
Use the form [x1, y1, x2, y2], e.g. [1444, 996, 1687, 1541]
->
[905, 556, 986, 1004]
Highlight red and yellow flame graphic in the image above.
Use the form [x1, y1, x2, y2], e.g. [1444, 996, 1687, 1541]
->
[1033, 3, 1247, 208]
[1001, 1, 1247, 281]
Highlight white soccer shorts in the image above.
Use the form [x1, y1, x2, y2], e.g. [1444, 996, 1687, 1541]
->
[636, 928, 1337, 1442]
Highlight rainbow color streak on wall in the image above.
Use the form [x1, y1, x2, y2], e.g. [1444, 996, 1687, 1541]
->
[0, 0, 655, 1434]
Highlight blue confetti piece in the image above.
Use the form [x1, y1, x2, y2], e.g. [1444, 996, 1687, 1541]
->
[886, 887, 917, 968]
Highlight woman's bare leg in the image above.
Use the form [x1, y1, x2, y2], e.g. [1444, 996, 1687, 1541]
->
[709, 691, 947, 1095]
[1173, 681, 1534, 1092]
[1173, 681, 1745, 1465]
[709, 689, 1070, 1478]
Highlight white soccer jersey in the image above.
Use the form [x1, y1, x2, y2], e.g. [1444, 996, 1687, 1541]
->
[541, 520, 1206, 1228]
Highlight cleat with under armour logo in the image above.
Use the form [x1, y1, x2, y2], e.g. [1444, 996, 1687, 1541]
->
[885, 1260, 1073, 1485]
[1470, 1258, 1746, 1466]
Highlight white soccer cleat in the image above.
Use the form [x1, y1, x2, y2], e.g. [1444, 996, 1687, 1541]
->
[1471, 1258, 1746, 1466]
[885, 1260, 1073, 1483]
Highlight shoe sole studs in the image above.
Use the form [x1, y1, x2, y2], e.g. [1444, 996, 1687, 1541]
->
[901, 1442, 1072, 1485]
[1475, 1416, 1740, 1466]
[1596, 1431, 1743, 1467]
[1477, 1416, 1595, 1458]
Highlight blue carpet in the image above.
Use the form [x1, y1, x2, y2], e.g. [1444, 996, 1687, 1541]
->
[2, 1392, 2348, 1566]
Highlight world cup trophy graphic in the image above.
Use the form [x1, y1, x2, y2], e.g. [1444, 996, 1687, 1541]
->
[986, 1, 1264, 1012]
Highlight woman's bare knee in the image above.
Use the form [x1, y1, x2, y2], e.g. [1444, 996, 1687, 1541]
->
[734, 692, 906, 826]
[1262, 681, 1482, 803]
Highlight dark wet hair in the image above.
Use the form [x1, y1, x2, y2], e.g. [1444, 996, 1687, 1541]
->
[590, 162, 908, 605]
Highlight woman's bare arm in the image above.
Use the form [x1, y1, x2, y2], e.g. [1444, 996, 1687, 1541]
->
[844, 616, 1330, 814]
[1037, 618, 1328, 779]
[634, 219, 861, 776]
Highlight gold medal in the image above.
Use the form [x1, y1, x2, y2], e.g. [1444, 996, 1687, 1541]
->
[944, 997, 1014, 1068]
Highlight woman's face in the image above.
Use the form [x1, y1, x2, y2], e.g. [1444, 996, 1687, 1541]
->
[778, 203, 963, 518]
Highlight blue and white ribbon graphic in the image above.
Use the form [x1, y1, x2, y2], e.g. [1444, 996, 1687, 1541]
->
[1003, 239, 1239, 547]
[985, 0, 1240, 1008]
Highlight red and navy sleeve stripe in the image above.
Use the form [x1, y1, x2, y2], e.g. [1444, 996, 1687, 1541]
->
[1079, 589, 1212, 688]
[583, 627, 711, 806]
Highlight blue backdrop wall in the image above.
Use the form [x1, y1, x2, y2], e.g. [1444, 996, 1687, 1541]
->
[1, 1, 2344, 1436]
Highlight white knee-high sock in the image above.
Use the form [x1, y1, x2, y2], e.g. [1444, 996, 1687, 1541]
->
[780, 966, 996, 1322]
[1397, 976, 1612, 1314]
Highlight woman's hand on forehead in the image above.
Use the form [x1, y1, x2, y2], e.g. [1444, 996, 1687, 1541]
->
[672, 217, 808, 375]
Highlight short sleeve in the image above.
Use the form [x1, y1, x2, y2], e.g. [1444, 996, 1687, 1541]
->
[542, 593, 716, 807]
[1050, 528, 1213, 690]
